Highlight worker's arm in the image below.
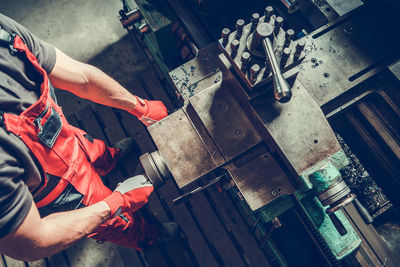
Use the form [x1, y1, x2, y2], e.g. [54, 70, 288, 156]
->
[48, 48, 167, 125]
[0, 175, 153, 261]
[0, 200, 111, 261]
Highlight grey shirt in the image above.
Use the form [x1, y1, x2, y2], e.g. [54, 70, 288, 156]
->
[0, 13, 56, 238]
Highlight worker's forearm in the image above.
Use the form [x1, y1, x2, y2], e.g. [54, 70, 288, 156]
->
[29, 201, 110, 260]
[49, 48, 138, 113]
[69, 64, 138, 112]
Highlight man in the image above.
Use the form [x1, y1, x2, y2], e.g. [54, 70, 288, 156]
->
[0, 13, 169, 261]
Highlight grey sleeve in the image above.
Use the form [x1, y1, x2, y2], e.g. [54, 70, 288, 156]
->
[0, 143, 33, 239]
[0, 13, 56, 74]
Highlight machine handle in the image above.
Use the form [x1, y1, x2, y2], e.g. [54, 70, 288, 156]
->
[263, 38, 292, 103]
[353, 198, 374, 224]
[172, 175, 226, 205]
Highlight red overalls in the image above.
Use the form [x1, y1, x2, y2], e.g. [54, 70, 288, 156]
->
[0, 30, 158, 249]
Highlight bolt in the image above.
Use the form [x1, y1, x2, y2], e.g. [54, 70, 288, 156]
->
[294, 39, 306, 60]
[241, 52, 251, 72]
[251, 13, 260, 31]
[280, 48, 291, 68]
[234, 128, 243, 136]
[272, 217, 282, 228]
[274, 16, 283, 35]
[218, 103, 228, 111]
[139, 23, 150, 34]
[230, 39, 240, 58]
[250, 23, 273, 52]
[250, 64, 261, 84]
[235, 19, 245, 39]
[221, 28, 231, 47]
[284, 29, 295, 48]
[264, 6, 274, 22]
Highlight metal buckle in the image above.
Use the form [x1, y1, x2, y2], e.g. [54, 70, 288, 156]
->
[8, 33, 18, 55]
[0, 29, 18, 55]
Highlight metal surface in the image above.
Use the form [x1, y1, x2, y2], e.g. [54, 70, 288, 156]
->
[148, 107, 224, 188]
[263, 38, 292, 103]
[169, 43, 221, 100]
[226, 152, 295, 211]
[297, 5, 400, 109]
[188, 77, 263, 161]
[325, 0, 363, 16]
[251, 79, 342, 176]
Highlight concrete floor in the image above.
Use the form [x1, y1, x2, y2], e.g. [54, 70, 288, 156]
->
[1, 0, 150, 266]
[2, 0, 125, 62]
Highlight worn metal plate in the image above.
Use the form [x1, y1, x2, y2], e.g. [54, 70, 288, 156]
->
[251, 79, 342, 176]
[188, 78, 263, 161]
[169, 43, 222, 100]
[325, 0, 363, 16]
[148, 108, 224, 188]
[297, 6, 400, 108]
[226, 154, 295, 211]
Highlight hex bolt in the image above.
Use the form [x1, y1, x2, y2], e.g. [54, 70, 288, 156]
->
[241, 52, 251, 72]
[294, 39, 306, 60]
[235, 19, 245, 39]
[274, 16, 284, 35]
[251, 13, 260, 31]
[280, 47, 291, 68]
[284, 29, 295, 48]
[264, 6, 274, 22]
[230, 39, 240, 58]
[221, 28, 231, 47]
[250, 64, 261, 84]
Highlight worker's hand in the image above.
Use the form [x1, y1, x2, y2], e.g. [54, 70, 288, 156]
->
[103, 175, 154, 217]
[130, 96, 168, 126]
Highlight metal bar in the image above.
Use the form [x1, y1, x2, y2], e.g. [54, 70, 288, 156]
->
[173, 175, 226, 205]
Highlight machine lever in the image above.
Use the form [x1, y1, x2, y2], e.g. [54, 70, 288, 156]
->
[263, 38, 292, 103]
[258, 217, 282, 248]
[353, 198, 374, 224]
[172, 174, 227, 205]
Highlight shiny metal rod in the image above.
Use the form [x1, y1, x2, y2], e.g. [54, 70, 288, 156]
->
[263, 38, 292, 103]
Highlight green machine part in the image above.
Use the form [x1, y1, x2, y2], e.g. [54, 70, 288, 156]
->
[132, 0, 184, 70]
[229, 151, 361, 263]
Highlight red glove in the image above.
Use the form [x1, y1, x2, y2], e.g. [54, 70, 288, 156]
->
[103, 175, 154, 217]
[130, 96, 168, 126]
